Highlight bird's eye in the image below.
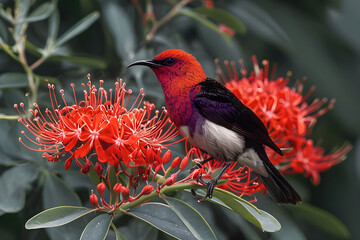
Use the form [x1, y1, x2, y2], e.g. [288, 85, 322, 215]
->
[164, 57, 175, 66]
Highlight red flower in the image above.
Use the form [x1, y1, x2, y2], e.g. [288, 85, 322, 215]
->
[215, 57, 351, 185]
[15, 76, 180, 172]
[192, 150, 263, 197]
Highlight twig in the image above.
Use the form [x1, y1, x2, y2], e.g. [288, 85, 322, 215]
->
[146, 0, 194, 41]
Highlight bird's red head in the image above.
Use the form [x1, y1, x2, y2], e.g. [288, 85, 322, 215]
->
[128, 49, 207, 126]
[128, 49, 206, 88]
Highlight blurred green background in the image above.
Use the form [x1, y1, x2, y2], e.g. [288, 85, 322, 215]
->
[0, 0, 359, 239]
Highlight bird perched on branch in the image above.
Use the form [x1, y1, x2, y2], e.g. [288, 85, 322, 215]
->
[128, 49, 301, 204]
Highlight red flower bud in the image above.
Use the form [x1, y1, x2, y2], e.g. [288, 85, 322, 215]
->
[113, 183, 122, 195]
[121, 186, 130, 200]
[140, 185, 154, 196]
[163, 173, 177, 187]
[89, 194, 99, 208]
[180, 156, 189, 171]
[96, 182, 106, 196]
[162, 150, 172, 164]
[80, 161, 91, 174]
[191, 169, 202, 180]
[64, 155, 74, 170]
[171, 156, 181, 168]
[94, 162, 103, 177]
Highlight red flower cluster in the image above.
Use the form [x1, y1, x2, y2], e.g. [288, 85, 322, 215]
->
[214, 57, 351, 185]
[15, 75, 180, 174]
[191, 149, 263, 198]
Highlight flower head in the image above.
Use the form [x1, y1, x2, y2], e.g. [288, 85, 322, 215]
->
[215, 57, 351, 185]
[192, 150, 263, 198]
[15, 75, 180, 173]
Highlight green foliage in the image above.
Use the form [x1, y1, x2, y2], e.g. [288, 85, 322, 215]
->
[0, 0, 358, 239]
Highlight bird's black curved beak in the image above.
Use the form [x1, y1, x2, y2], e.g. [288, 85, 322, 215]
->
[127, 59, 162, 68]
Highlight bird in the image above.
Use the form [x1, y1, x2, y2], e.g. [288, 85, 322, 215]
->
[128, 49, 301, 204]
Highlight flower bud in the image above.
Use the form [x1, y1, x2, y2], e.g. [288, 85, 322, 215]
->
[113, 183, 122, 195]
[96, 182, 106, 196]
[80, 161, 91, 174]
[121, 186, 130, 200]
[162, 150, 172, 164]
[163, 173, 177, 187]
[64, 155, 74, 170]
[140, 185, 154, 196]
[89, 194, 99, 208]
[180, 156, 189, 171]
[191, 169, 202, 180]
[94, 162, 103, 177]
[170, 156, 181, 168]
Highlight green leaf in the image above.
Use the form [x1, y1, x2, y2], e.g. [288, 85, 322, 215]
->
[0, 6, 13, 22]
[22, 1, 56, 23]
[53, 11, 100, 49]
[289, 203, 350, 238]
[112, 223, 128, 240]
[48, 55, 107, 69]
[88, 162, 102, 187]
[118, 217, 159, 240]
[80, 214, 113, 240]
[177, 9, 232, 45]
[0, 73, 28, 89]
[108, 165, 118, 204]
[0, 163, 39, 213]
[100, 0, 136, 60]
[126, 202, 198, 240]
[0, 18, 9, 43]
[42, 173, 81, 208]
[25, 206, 95, 229]
[44, 9, 59, 54]
[211, 188, 281, 232]
[163, 196, 217, 240]
[194, 7, 246, 34]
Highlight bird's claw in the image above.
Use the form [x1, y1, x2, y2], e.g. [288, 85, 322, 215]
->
[205, 179, 217, 199]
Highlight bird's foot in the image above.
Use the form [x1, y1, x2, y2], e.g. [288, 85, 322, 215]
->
[205, 179, 218, 199]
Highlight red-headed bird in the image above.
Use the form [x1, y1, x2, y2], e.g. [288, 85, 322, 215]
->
[128, 49, 301, 204]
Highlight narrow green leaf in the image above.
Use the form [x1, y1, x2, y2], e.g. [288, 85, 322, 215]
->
[126, 202, 197, 240]
[100, 0, 136, 60]
[0, 73, 28, 89]
[112, 223, 128, 240]
[80, 214, 113, 240]
[22, 1, 56, 23]
[212, 188, 281, 232]
[194, 7, 246, 34]
[44, 9, 59, 54]
[25, 206, 95, 229]
[164, 196, 217, 240]
[108, 165, 118, 204]
[88, 162, 102, 187]
[54, 11, 100, 49]
[177, 9, 231, 44]
[0, 6, 13, 22]
[289, 203, 350, 238]
[0, 18, 9, 43]
[48, 55, 107, 69]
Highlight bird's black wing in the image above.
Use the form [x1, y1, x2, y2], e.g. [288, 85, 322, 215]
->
[191, 78, 282, 155]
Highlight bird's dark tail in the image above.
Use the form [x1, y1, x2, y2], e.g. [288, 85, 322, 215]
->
[256, 147, 302, 205]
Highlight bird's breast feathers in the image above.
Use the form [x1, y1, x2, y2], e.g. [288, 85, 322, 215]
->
[180, 118, 267, 175]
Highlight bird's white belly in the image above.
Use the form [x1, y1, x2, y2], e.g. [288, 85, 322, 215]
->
[179, 119, 267, 175]
[180, 119, 244, 161]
